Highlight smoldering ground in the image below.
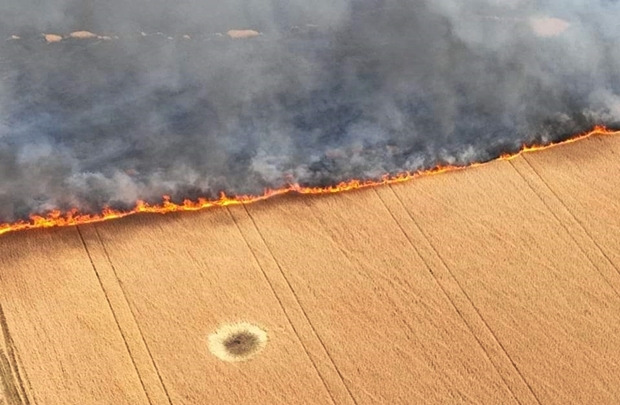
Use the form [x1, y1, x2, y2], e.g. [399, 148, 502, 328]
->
[1, 0, 619, 221]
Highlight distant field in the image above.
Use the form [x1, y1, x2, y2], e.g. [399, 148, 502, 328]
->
[1, 134, 619, 404]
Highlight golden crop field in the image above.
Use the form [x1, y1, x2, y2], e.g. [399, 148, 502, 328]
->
[1, 134, 619, 404]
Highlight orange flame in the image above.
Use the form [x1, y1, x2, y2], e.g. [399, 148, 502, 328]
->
[0, 126, 617, 236]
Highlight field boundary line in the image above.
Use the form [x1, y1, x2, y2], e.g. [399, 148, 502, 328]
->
[300, 198, 430, 404]
[76, 226, 155, 404]
[0, 303, 33, 405]
[227, 208, 338, 405]
[77, 225, 172, 405]
[380, 185, 541, 405]
[92, 226, 174, 405]
[236, 205, 360, 405]
[513, 157, 620, 297]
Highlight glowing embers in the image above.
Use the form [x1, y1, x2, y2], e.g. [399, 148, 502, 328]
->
[208, 322, 268, 362]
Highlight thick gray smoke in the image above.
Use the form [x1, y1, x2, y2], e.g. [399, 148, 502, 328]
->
[1, 0, 619, 221]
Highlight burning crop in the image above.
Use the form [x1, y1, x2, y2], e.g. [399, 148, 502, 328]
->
[0, 126, 616, 236]
[1, 1, 619, 236]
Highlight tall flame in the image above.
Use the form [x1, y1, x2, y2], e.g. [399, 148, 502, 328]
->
[0, 126, 617, 236]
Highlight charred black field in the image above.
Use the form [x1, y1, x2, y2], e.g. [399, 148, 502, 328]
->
[1, 0, 619, 221]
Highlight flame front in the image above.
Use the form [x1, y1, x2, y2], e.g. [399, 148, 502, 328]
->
[0, 126, 617, 236]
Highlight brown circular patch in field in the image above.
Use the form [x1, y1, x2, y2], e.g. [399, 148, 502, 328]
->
[223, 330, 259, 356]
[208, 322, 268, 362]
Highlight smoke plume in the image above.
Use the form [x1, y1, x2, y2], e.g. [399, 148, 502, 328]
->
[1, 0, 619, 221]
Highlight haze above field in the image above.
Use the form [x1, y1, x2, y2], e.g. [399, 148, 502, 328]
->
[1, 0, 619, 221]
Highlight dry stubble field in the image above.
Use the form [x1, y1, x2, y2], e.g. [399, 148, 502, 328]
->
[0, 134, 619, 404]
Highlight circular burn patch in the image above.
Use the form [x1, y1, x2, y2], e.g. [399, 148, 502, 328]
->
[208, 322, 268, 362]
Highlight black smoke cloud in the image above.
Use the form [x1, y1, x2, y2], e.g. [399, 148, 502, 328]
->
[1, 0, 619, 221]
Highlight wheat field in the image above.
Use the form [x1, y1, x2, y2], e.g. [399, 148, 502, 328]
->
[0, 134, 619, 404]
